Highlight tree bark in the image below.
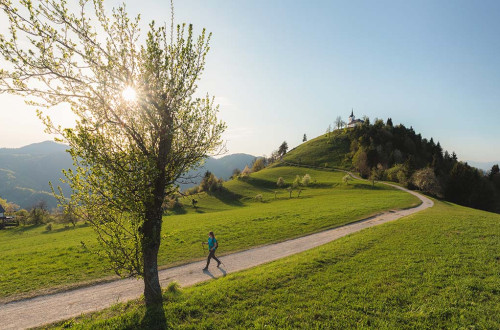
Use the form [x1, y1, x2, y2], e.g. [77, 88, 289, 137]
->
[142, 129, 172, 307]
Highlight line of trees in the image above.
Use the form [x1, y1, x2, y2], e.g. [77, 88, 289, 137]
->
[346, 118, 500, 212]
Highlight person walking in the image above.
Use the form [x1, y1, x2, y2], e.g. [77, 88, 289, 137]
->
[202, 231, 221, 270]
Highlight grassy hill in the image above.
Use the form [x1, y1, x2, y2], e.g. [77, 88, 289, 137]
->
[48, 200, 500, 329]
[283, 130, 351, 169]
[284, 123, 500, 213]
[0, 166, 419, 301]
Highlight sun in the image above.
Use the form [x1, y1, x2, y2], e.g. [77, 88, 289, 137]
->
[122, 86, 137, 102]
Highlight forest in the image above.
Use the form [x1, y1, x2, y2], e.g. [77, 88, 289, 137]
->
[346, 118, 500, 213]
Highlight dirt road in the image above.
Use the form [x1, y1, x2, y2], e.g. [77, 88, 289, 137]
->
[0, 182, 433, 329]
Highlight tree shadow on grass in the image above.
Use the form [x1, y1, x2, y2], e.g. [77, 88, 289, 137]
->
[41, 225, 77, 234]
[351, 183, 387, 190]
[239, 176, 277, 190]
[141, 304, 168, 330]
[211, 189, 244, 207]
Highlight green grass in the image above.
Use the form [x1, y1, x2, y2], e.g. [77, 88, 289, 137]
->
[49, 201, 500, 329]
[0, 167, 419, 300]
[283, 130, 351, 168]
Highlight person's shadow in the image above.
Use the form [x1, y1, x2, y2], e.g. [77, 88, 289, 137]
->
[202, 268, 216, 279]
[202, 266, 227, 278]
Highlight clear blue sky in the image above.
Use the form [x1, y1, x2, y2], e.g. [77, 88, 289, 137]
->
[1, 0, 499, 163]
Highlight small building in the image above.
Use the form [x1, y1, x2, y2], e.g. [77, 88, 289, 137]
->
[347, 109, 364, 128]
[0, 204, 5, 218]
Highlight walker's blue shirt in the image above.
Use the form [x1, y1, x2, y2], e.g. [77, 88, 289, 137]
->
[208, 237, 217, 250]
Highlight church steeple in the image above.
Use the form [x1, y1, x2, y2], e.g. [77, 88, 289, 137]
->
[350, 108, 354, 118]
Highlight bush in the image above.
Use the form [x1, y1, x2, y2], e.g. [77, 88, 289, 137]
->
[231, 168, 241, 179]
[29, 201, 50, 225]
[276, 177, 285, 188]
[301, 174, 311, 186]
[293, 175, 301, 188]
[45, 223, 52, 231]
[251, 158, 266, 172]
[240, 165, 251, 178]
[198, 171, 224, 194]
[386, 164, 407, 184]
[411, 168, 442, 197]
[342, 174, 352, 185]
[255, 194, 263, 202]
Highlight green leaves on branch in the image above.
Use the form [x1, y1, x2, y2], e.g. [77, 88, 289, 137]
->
[1, 0, 225, 281]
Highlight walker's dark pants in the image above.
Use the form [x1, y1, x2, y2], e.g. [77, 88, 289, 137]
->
[206, 249, 220, 268]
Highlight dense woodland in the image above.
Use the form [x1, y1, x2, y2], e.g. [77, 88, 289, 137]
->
[345, 118, 500, 213]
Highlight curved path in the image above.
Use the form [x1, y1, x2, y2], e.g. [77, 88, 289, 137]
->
[0, 178, 433, 329]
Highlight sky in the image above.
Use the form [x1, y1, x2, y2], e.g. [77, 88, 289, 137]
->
[1, 0, 499, 163]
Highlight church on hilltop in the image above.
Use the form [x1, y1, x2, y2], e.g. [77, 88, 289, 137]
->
[347, 109, 364, 128]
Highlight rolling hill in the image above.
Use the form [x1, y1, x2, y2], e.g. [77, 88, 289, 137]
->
[0, 166, 418, 301]
[283, 122, 500, 213]
[1, 136, 498, 328]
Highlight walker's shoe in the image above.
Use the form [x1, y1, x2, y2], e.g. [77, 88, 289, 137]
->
[202, 267, 208, 271]
[217, 261, 221, 268]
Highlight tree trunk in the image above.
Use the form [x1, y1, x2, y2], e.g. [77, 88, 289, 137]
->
[142, 217, 163, 306]
[141, 202, 167, 327]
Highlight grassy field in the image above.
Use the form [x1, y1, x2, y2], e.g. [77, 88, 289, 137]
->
[0, 167, 419, 300]
[283, 130, 351, 168]
[49, 200, 500, 329]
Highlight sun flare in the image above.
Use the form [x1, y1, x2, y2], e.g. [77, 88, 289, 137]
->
[122, 86, 137, 102]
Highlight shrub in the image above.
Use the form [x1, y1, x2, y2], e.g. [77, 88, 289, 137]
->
[240, 165, 251, 178]
[198, 171, 224, 194]
[29, 201, 49, 225]
[411, 168, 442, 197]
[276, 177, 285, 188]
[255, 194, 263, 202]
[251, 158, 266, 172]
[293, 175, 301, 188]
[231, 168, 241, 179]
[301, 174, 311, 186]
[343, 174, 352, 185]
[45, 223, 52, 231]
[386, 164, 408, 184]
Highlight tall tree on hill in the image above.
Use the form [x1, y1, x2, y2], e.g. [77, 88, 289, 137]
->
[335, 116, 344, 130]
[278, 141, 288, 158]
[303, 134, 307, 142]
[0, 0, 225, 318]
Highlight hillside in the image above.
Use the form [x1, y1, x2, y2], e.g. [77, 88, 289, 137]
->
[0, 142, 255, 209]
[283, 120, 500, 213]
[283, 130, 351, 168]
[0, 166, 419, 301]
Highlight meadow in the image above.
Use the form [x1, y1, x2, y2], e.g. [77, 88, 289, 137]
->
[0, 167, 419, 300]
[283, 130, 351, 168]
[48, 200, 500, 329]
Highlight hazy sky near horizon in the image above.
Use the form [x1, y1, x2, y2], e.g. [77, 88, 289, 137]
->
[1, 0, 499, 162]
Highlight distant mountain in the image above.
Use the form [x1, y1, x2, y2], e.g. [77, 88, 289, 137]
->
[0, 141, 256, 209]
[177, 153, 256, 191]
[0, 141, 68, 155]
[0, 142, 73, 210]
[466, 160, 499, 172]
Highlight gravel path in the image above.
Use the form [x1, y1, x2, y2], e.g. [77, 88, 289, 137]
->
[0, 181, 433, 330]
